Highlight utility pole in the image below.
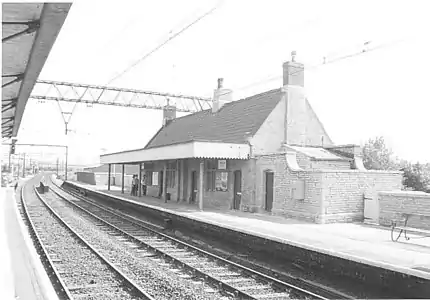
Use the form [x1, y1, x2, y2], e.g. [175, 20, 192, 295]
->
[8, 153, 11, 172]
[22, 153, 26, 178]
[65, 146, 68, 181]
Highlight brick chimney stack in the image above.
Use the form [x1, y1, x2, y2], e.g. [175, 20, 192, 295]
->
[212, 78, 233, 113]
[283, 51, 304, 87]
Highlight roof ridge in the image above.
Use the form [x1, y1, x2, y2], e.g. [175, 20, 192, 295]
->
[167, 87, 282, 124]
[220, 88, 282, 109]
[145, 87, 284, 149]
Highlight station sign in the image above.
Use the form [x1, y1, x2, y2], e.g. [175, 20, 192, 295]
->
[218, 160, 226, 170]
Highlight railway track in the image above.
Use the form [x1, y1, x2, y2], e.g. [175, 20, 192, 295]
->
[48, 176, 332, 300]
[19, 175, 154, 300]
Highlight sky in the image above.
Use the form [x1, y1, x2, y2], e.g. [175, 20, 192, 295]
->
[10, 0, 430, 166]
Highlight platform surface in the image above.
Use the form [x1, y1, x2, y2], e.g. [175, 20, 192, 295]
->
[68, 180, 430, 280]
[1, 180, 57, 300]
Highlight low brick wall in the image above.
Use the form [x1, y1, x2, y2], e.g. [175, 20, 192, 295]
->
[63, 180, 430, 299]
[379, 191, 430, 230]
[318, 170, 403, 223]
[76, 172, 96, 185]
[254, 153, 403, 224]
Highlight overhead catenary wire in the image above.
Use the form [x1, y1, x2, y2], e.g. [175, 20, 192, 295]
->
[218, 38, 407, 97]
[107, 0, 224, 86]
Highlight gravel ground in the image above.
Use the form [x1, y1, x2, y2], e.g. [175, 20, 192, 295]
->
[55, 181, 319, 300]
[42, 190, 232, 300]
[22, 182, 140, 300]
[49, 183, 307, 300]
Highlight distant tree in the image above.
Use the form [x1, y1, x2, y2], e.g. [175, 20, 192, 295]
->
[362, 136, 398, 170]
[362, 136, 430, 192]
[402, 162, 430, 192]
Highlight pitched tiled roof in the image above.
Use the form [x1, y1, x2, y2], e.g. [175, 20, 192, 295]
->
[145, 89, 283, 149]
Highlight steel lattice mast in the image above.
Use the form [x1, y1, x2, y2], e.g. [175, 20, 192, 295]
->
[31, 80, 213, 113]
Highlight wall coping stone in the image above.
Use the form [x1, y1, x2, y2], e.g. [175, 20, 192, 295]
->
[254, 152, 287, 157]
[310, 169, 403, 174]
[379, 190, 430, 198]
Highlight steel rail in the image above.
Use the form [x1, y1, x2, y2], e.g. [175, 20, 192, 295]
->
[50, 183, 256, 299]
[20, 176, 73, 300]
[50, 177, 332, 300]
[30, 181, 155, 299]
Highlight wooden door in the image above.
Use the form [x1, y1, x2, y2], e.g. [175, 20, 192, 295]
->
[265, 172, 274, 212]
[364, 193, 379, 224]
[158, 171, 163, 197]
[233, 170, 242, 210]
[191, 171, 197, 203]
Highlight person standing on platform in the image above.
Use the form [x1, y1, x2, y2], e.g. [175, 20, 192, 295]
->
[141, 174, 147, 196]
[131, 175, 136, 196]
[133, 174, 139, 196]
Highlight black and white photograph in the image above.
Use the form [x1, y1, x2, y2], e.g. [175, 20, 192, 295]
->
[1, 1, 429, 299]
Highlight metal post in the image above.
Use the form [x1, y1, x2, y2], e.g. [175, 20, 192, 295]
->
[112, 164, 116, 185]
[199, 159, 204, 210]
[22, 153, 26, 178]
[138, 163, 142, 197]
[56, 158, 59, 177]
[108, 164, 111, 191]
[121, 164, 125, 194]
[163, 163, 167, 202]
[8, 153, 11, 172]
[176, 160, 180, 201]
[65, 146, 68, 181]
[180, 159, 185, 202]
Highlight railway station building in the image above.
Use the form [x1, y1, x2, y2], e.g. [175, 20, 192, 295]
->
[100, 55, 403, 224]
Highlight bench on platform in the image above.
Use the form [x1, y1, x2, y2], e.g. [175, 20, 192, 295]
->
[391, 213, 430, 242]
[36, 182, 50, 194]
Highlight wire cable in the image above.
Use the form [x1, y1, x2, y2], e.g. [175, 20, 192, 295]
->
[221, 38, 407, 96]
[107, 1, 224, 85]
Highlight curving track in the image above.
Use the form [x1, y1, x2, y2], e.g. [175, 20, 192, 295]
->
[19, 174, 155, 300]
[47, 175, 335, 300]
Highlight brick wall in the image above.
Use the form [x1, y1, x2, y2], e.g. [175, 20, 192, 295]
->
[144, 160, 164, 198]
[294, 151, 351, 170]
[318, 170, 403, 223]
[203, 159, 252, 210]
[76, 172, 96, 185]
[143, 158, 253, 210]
[379, 191, 430, 230]
[254, 153, 403, 224]
[285, 86, 333, 147]
[311, 160, 351, 170]
[255, 153, 321, 222]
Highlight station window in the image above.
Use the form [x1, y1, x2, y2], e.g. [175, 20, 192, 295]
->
[206, 171, 228, 192]
[152, 172, 159, 186]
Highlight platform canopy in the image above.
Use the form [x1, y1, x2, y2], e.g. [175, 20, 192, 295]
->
[100, 141, 251, 164]
[2, 3, 72, 139]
